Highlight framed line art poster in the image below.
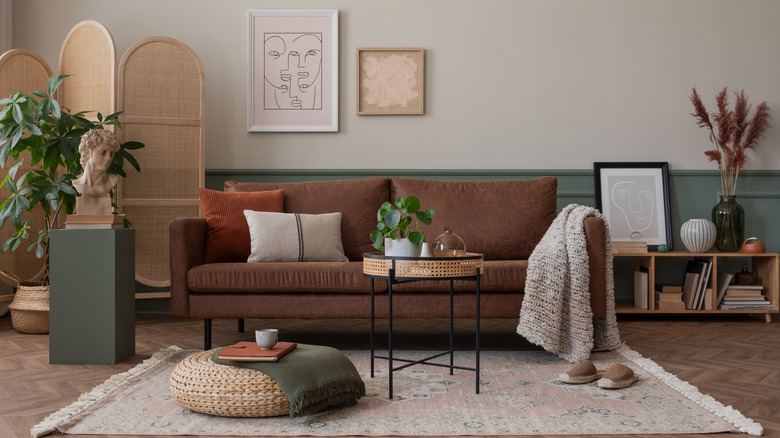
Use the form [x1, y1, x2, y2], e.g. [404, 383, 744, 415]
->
[594, 162, 673, 250]
[357, 48, 424, 115]
[247, 9, 338, 132]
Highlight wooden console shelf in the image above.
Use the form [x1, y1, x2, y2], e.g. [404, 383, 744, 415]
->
[615, 251, 779, 322]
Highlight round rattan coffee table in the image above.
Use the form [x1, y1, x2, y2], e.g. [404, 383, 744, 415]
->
[363, 252, 484, 399]
[169, 349, 290, 417]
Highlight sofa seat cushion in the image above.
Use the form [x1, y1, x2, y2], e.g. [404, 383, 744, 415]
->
[188, 261, 384, 293]
[388, 260, 528, 293]
[225, 178, 390, 262]
[390, 177, 557, 260]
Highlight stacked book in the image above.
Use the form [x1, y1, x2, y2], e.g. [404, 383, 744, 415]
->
[215, 341, 297, 362]
[613, 241, 648, 255]
[654, 283, 685, 310]
[718, 284, 771, 310]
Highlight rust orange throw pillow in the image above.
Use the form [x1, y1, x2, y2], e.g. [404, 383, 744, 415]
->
[198, 188, 285, 263]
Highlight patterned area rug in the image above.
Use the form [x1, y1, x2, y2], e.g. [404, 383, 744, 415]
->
[33, 344, 762, 436]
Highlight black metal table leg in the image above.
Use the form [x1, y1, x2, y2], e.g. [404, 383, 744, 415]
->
[449, 279, 454, 375]
[370, 278, 375, 378]
[388, 264, 395, 399]
[476, 267, 481, 394]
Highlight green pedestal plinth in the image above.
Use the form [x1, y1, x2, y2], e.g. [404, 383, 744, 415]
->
[49, 229, 135, 364]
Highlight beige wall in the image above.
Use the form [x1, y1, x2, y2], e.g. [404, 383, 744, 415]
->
[1, 0, 11, 53]
[11, 0, 780, 170]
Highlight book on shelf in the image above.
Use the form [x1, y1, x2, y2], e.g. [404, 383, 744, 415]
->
[703, 287, 713, 310]
[633, 267, 649, 310]
[681, 271, 700, 310]
[65, 213, 125, 229]
[725, 284, 764, 294]
[694, 259, 713, 310]
[715, 271, 734, 307]
[681, 259, 709, 310]
[722, 296, 767, 302]
[655, 283, 682, 293]
[613, 241, 648, 255]
[655, 300, 686, 311]
[215, 341, 297, 362]
[654, 290, 683, 302]
[719, 301, 772, 310]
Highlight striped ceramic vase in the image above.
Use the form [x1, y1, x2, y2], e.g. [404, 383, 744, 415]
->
[680, 219, 717, 253]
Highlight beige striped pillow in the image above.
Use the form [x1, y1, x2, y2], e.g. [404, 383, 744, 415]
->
[243, 210, 349, 262]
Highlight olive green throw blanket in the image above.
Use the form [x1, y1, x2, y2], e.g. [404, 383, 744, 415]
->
[211, 344, 366, 417]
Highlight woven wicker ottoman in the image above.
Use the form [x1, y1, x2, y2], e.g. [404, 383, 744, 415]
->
[170, 349, 291, 417]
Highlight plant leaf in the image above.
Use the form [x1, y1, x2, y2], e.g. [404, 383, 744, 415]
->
[120, 148, 141, 172]
[120, 141, 144, 150]
[47, 74, 69, 96]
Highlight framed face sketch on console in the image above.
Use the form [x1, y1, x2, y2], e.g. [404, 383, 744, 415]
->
[594, 162, 673, 251]
[247, 9, 338, 132]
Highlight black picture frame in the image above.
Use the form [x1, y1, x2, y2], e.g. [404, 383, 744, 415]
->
[594, 162, 673, 251]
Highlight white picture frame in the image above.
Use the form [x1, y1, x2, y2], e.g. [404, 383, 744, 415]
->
[247, 9, 338, 132]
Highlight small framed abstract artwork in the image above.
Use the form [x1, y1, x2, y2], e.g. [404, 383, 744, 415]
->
[594, 162, 673, 250]
[357, 48, 424, 115]
[247, 9, 338, 132]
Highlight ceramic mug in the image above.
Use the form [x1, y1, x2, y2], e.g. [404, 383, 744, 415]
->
[256, 329, 279, 350]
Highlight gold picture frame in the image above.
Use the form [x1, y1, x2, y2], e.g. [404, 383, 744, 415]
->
[357, 48, 424, 115]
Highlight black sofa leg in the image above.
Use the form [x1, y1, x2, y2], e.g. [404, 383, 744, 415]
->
[238, 318, 244, 333]
[204, 319, 212, 350]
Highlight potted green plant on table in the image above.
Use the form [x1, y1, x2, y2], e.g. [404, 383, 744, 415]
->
[0, 74, 144, 333]
[370, 195, 435, 257]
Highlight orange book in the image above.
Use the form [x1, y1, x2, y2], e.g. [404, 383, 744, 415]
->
[216, 341, 297, 362]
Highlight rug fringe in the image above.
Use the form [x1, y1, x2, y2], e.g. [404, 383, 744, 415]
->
[617, 344, 764, 436]
[30, 345, 183, 438]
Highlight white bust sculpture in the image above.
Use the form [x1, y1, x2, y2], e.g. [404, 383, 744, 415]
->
[73, 129, 120, 215]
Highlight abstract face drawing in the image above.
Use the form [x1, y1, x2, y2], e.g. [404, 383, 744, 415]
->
[610, 179, 655, 234]
[264, 33, 322, 110]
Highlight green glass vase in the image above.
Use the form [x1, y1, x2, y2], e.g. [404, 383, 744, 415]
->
[711, 195, 744, 252]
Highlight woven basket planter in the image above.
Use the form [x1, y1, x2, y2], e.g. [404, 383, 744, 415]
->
[9, 283, 50, 334]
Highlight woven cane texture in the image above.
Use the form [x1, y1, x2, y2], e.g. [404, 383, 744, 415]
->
[119, 124, 201, 199]
[169, 350, 290, 418]
[58, 20, 115, 121]
[119, 39, 202, 119]
[123, 205, 200, 286]
[0, 49, 52, 284]
[8, 284, 50, 334]
[363, 253, 483, 279]
[117, 37, 205, 286]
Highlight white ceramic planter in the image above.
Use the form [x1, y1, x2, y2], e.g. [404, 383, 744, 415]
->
[680, 218, 717, 253]
[384, 237, 422, 257]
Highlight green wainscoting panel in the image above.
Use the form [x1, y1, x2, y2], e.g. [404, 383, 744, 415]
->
[134, 168, 776, 315]
[49, 229, 135, 363]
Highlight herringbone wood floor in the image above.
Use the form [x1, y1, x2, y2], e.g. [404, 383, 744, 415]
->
[1, 313, 778, 438]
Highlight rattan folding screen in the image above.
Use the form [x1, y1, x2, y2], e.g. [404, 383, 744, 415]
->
[2, 25, 204, 289]
[117, 37, 205, 287]
[0, 49, 52, 285]
[58, 20, 116, 122]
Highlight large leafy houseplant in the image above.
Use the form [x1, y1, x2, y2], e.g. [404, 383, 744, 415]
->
[370, 196, 435, 251]
[0, 74, 144, 285]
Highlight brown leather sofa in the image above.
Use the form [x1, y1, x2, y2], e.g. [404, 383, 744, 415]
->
[170, 177, 608, 349]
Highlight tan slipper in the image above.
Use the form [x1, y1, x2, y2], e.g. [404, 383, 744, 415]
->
[597, 363, 639, 389]
[559, 359, 606, 384]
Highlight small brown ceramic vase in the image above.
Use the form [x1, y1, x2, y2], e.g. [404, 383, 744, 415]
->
[741, 237, 766, 254]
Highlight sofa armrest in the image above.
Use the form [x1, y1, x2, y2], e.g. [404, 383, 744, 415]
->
[169, 217, 207, 318]
[584, 216, 608, 319]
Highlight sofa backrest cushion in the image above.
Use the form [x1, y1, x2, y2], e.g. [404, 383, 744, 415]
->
[390, 177, 558, 260]
[225, 177, 390, 261]
[197, 188, 285, 263]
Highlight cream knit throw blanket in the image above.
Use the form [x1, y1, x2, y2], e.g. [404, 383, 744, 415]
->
[516, 204, 621, 363]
